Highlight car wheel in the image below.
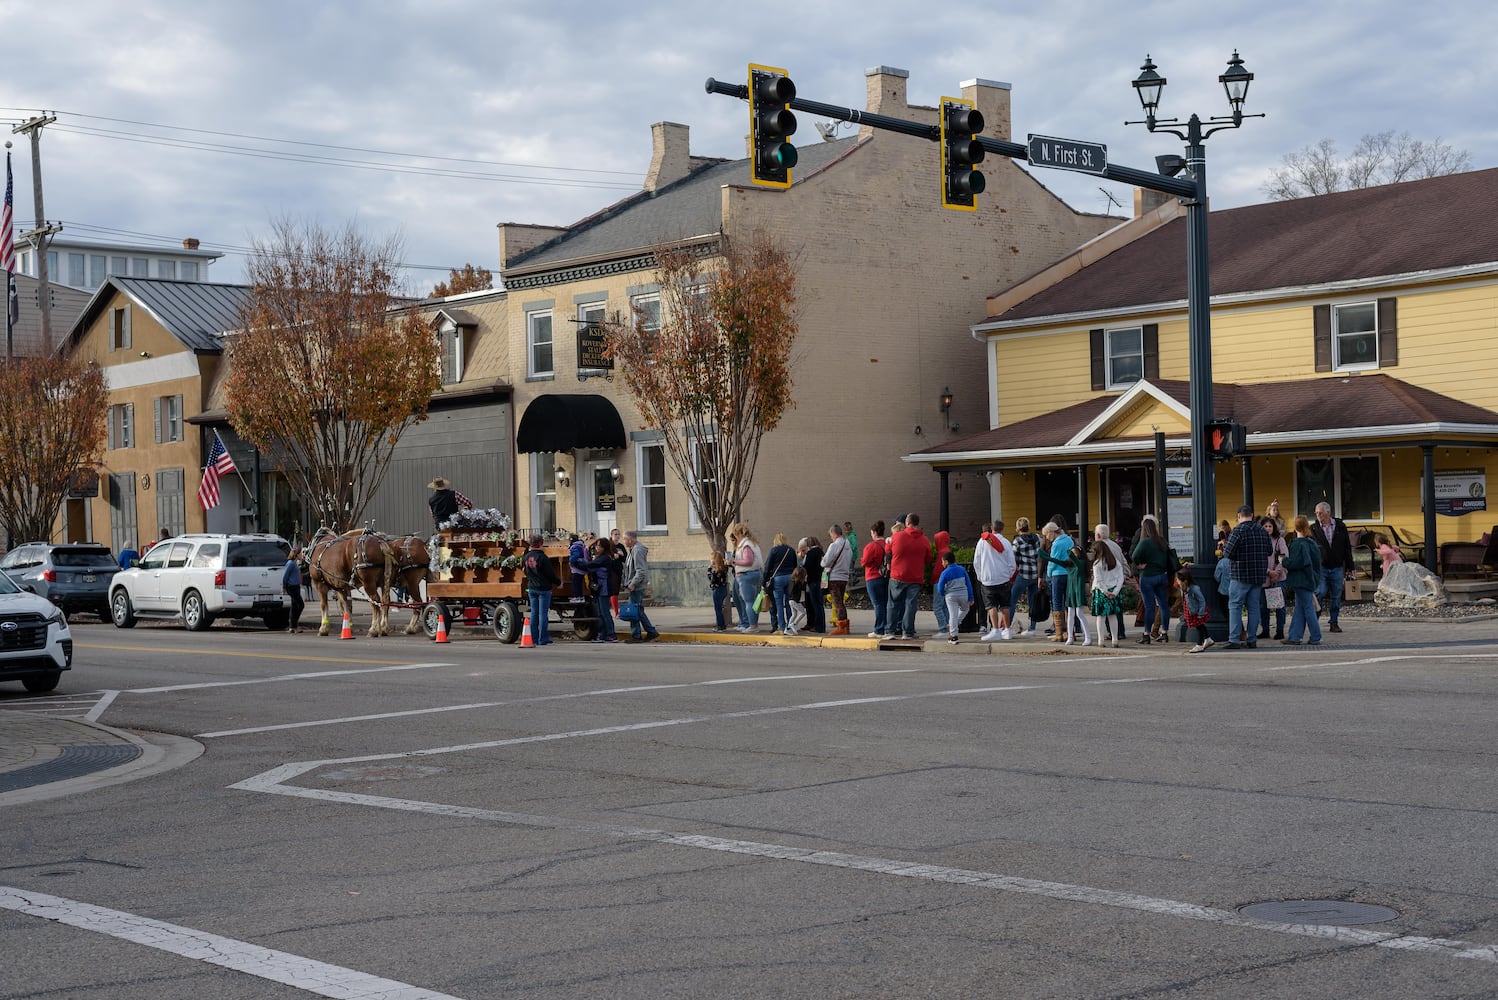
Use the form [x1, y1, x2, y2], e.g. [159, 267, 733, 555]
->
[492, 600, 521, 644]
[22, 672, 61, 694]
[183, 590, 212, 631]
[111, 589, 137, 628]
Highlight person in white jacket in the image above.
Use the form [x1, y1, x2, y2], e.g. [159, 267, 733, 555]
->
[1089, 535, 1127, 647]
[973, 522, 1017, 641]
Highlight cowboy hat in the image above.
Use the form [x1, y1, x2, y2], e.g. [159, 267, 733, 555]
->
[428, 476, 450, 490]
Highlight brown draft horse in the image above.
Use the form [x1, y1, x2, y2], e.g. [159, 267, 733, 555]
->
[307, 528, 396, 637]
[384, 533, 434, 635]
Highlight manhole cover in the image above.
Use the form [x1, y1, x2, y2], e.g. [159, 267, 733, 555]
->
[1238, 899, 1399, 926]
[321, 764, 446, 782]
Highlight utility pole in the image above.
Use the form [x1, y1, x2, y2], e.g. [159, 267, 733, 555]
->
[12, 114, 60, 353]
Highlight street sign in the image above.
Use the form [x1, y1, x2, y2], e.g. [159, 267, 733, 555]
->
[1026, 134, 1108, 176]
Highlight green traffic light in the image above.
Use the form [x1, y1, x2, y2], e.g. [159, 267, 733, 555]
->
[771, 142, 798, 169]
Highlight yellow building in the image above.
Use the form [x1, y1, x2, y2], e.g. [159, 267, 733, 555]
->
[496, 66, 1118, 601]
[912, 169, 1498, 571]
[58, 277, 251, 551]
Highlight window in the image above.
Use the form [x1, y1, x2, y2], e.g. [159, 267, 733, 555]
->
[578, 301, 606, 372]
[110, 256, 127, 275]
[131, 258, 149, 277]
[688, 436, 717, 530]
[189, 543, 221, 569]
[437, 320, 463, 384]
[137, 546, 168, 571]
[180, 260, 199, 281]
[531, 453, 557, 533]
[1296, 456, 1382, 522]
[156, 259, 176, 279]
[46, 250, 58, 278]
[68, 252, 85, 287]
[165, 542, 192, 568]
[19, 250, 29, 275]
[527, 310, 554, 377]
[111, 305, 132, 351]
[107, 403, 135, 450]
[90, 255, 106, 288]
[155, 395, 184, 443]
[156, 469, 186, 537]
[1106, 327, 1144, 388]
[1333, 302, 1377, 369]
[632, 292, 660, 355]
[638, 442, 667, 530]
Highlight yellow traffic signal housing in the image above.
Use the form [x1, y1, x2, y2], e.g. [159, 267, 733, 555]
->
[939, 97, 986, 210]
[748, 62, 797, 188]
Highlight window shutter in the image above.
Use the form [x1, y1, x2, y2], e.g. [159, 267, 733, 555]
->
[1089, 328, 1105, 391]
[123, 304, 132, 350]
[1377, 297, 1398, 367]
[1313, 305, 1332, 372]
[154, 397, 163, 444]
[1142, 324, 1159, 380]
[124, 403, 134, 447]
[175, 395, 184, 441]
[107, 406, 117, 451]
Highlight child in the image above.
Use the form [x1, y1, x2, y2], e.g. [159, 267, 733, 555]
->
[708, 551, 729, 631]
[1179, 565, 1214, 653]
[1063, 538, 1092, 646]
[1375, 533, 1404, 577]
[784, 566, 809, 636]
[935, 550, 974, 645]
[1089, 537, 1124, 647]
[1217, 520, 1231, 547]
[568, 534, 588, 600]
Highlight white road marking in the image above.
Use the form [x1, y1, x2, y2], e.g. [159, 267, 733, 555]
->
[84, 690, 118, 723]
[195, 669, 922, 738]
[126, 662, 454, 693]
[0, 885, 464, 999]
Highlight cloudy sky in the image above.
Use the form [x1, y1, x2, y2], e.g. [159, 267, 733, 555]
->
[5, 0, 1496, 292]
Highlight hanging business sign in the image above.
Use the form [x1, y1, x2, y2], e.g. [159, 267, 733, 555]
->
[576, 323, 613, 373]
[1165, 465, 1194, 560]
[1433, 468, 1487, 516]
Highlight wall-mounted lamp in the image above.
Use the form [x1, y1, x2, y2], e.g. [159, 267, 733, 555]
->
[939, 386, 956, 431]
[139, 350, 151, 358]
[609, 463, 622, 482]
[555, 465, 570, 487]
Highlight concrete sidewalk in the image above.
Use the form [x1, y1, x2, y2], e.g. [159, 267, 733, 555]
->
[0, 713, 201, 808]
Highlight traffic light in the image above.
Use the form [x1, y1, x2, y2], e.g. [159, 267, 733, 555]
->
[940, 98, 985, 210]
[749, 63, 798, 188]
[1204, 418, 1246, 461]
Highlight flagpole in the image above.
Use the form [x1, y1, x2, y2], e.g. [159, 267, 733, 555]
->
[216, 428, 258, 511]
[4, 144, 13, 363]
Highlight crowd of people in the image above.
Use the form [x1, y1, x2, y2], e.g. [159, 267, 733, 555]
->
[715, 499, 1363, 651]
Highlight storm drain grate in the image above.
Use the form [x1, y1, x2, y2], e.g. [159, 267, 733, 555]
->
[1238, 899, 1399, 926]
[0, 744, 142, 794]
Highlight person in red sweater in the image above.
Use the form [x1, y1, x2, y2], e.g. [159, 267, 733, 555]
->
[886, 513, 934, 639]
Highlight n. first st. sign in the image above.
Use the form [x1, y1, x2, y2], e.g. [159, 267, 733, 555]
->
[1027, 134, 1108, 176]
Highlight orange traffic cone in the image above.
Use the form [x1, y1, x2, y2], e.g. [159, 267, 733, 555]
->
[434, 612, 449, 644]
[520, 613, 534, 648]
[339, 612, 354, 640]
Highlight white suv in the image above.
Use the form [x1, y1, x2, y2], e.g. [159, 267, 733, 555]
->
[110, 533, 292, 631]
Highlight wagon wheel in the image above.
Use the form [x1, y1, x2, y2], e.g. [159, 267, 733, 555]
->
[492, 599, 522, 644]
[571, 617, 599, 642]
[420, 601, 445, 639]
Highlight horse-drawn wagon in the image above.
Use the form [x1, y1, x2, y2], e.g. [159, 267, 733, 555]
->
[423, 531, 597, 643]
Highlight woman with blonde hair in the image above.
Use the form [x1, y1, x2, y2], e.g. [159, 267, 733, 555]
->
[728, 523, 764, 632]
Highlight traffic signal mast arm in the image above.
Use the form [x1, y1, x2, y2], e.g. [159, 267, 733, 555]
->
[705, 77, 1197, 200]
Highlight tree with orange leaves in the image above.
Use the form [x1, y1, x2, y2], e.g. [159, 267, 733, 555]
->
[0, 356, 108, 544]
[604, 230, 798, 554]
[431, 263, 493, 298]
[225, 220, 442, 531]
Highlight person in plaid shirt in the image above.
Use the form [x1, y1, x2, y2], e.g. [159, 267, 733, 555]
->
[1009, 517, 1043, 636]
[1221, 504, 1271, 648]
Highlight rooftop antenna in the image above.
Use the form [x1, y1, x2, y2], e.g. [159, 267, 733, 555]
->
[1099, 187, 1123, 213]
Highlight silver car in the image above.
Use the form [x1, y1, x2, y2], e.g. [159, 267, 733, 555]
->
[0, 542, 119, 618]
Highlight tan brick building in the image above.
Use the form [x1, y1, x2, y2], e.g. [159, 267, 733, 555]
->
[494, 66, 1116, 602]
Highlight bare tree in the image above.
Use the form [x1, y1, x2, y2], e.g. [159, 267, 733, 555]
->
[224, 219, 442, 531]
[0, 357, 108, 543]
[603, 230, 799, 554]
[1265, 132, 1472, 200]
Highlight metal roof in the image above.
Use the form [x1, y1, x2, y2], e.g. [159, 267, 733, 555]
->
[69, 277, 252, 354]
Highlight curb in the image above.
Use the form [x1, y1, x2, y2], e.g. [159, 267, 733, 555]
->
[0, 716, 205, 809]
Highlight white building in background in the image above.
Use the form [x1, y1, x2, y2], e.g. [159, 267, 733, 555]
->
[17, 236, 223, 291]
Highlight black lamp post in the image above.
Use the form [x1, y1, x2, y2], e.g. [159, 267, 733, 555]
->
[1126, 51, 1261, 596]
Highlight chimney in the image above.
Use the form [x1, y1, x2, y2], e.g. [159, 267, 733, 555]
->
[861, 66, 915, 139]
[183, 238, 200, 250]
[960, 78, 1012, 142]
[644, 122, 692, 193]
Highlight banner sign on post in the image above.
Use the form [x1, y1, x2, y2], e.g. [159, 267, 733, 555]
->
[1166, 466, 1194, 561]
[1433, 468, 1487, 516]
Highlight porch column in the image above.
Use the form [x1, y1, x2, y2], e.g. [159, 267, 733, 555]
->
[1076, 466, 1088, 537]
[938, 469, 950, 534]
[1422, 444, 1437, 570]
[1240, 456, 1254, 513]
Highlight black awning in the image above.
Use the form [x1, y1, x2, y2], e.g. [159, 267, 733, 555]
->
[516, 393, 627, 454]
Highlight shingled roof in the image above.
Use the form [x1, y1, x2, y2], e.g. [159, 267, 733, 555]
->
[993, 167, 1498, 323]
[915, 374, 1498, 458]
[505, 136, 862, 273]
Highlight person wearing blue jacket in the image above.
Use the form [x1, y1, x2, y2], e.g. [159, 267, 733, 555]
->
[935, 550, 974, 645]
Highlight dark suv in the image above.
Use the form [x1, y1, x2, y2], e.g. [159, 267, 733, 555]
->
[0, 542, 120, 618]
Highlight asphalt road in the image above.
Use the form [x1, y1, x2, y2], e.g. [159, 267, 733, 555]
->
[3, 620, 1497, 999]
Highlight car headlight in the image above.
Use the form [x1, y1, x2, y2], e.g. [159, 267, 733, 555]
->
[42, 605, 65, 625]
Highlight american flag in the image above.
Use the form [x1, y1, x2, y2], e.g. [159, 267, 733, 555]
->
[3, 152, 15, 329]
[197, 431, 237, 510]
